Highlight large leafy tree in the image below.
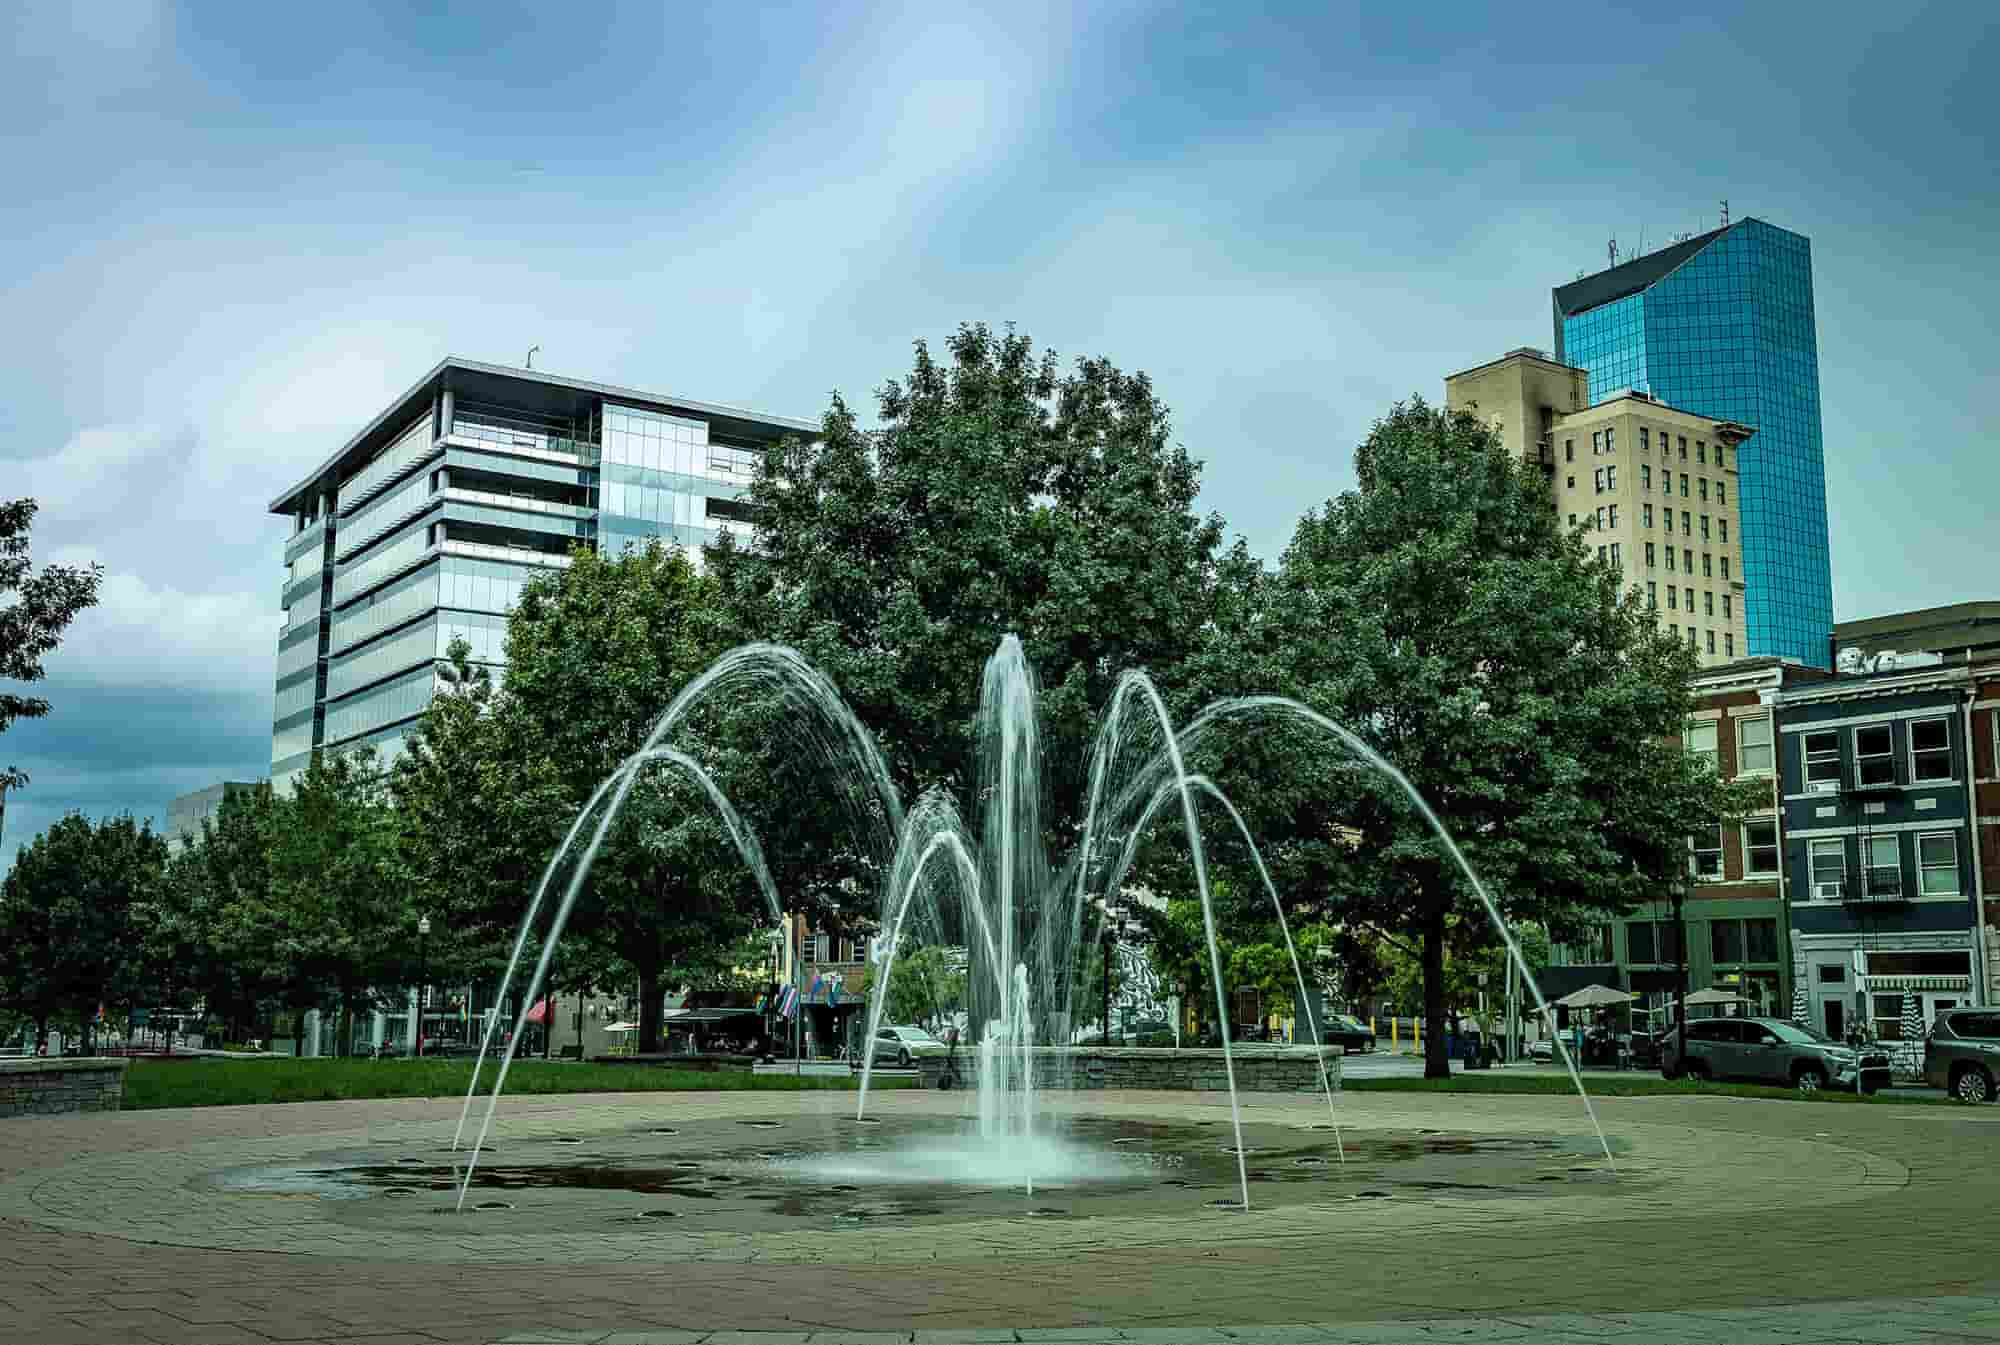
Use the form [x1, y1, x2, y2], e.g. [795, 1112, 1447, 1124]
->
[0, 499, 103, 841]
[396, 542, 771, 1053]
[0, 813, 165, 1051]
[1232, 400, 1757, 1077]
[707, 323, 1246, 883]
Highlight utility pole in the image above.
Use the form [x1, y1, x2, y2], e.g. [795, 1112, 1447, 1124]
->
[1674, 871, 1690, 1061]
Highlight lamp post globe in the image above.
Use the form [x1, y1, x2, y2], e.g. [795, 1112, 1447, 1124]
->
[416, 914, 432, 1056]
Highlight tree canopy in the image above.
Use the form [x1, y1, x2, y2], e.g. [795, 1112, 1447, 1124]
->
[1, 498, 103, 822]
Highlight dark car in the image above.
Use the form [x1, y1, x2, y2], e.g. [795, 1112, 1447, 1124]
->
[1661, 1016, 1890, 1094]
[1924, 1008, 2000, 1104]
[1320, 1013, 1377, 1054]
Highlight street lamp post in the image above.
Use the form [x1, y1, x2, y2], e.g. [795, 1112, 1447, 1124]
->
[417, 914, 431, 1057]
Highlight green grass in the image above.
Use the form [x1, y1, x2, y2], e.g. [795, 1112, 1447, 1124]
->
[122, 1057, 909, 1111]
[1342, 1073, 1951, 1104]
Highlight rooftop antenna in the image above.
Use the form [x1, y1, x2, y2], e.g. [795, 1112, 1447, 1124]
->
[525, 345, 539, 370]
[1720, 199, 1730, 228]
[1638, 225, 1647, 257]
[1608, 237, 1619, 267]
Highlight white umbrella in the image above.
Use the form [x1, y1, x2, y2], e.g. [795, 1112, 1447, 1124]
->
[604, 1021, 639, 1033]
[1554, 984, 1634, 1009]
[1683, 988, 1750, 1007]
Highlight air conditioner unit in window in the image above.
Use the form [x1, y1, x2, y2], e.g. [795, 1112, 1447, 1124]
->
[1812, 882, 1844, 901]
[1806, 780, 1839, 794]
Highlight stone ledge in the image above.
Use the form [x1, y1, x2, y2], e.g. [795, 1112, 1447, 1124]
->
[0, 1057, 132, 1076]
[0, 1058, 130, 1118]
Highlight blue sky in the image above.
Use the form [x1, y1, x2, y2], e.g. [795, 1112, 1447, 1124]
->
[2, 0, 1995, 867]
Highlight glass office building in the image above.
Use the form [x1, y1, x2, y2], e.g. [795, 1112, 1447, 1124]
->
[268, 358, 813, 792]
[1555, 218, 1832, 666]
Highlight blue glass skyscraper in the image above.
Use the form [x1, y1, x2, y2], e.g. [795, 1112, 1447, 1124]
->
[1555, 218, 1832, 666]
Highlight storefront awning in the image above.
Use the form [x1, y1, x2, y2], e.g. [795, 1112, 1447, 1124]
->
[1863, 975, 1970, 992]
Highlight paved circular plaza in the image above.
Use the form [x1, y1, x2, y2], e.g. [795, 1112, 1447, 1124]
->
[2, 1086, 1997, 1345]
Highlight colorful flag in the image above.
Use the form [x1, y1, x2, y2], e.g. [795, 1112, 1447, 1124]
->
[778, 986, 799, 1018]
[753, 994, 767, 1012]
[828, 975, 843, 1007]
[525, 998, 549, 1026]
[807, 974, 825, 1003]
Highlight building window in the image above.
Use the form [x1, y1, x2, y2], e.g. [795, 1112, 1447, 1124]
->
[1725, 633, 1733, 656]
[1918, 832, 1960, 895]
[1645, 542, 1656, 567]
[1568, 513, 1577, 527]
[1804, 731, 1841, 786]
[1719, 519, 1729, 543]
[1595, 467, 1605, 492]
[1910, 717, 1951, 781]
[1598, 544, 1607, 563]
[1720, 556, 1730, 580]
[1643, 503, 1653, 527]
[1606, 427, 1616, 452]
[1704, 590, 1715, 618]
[1640, 427, 1650, 452]
[1592, 430, 1602, 454]
[1665, 547, 1676, 573]
[1865, 834, 1901, 897]
[1687, 719, 1717, 767]
[1641, 464, 1652, 491]
[1680, 473, 1690, 497]
[1705, 629, 1716, 655]
[1746, 917, 1778, 962]
[1809, 838, 1846, 897]
[1567, 475, 1576, 489]
[1606, 466, 1617, 490]
[1565, 439, 1574, 461]
[1711, 919, 1743, 964]
[1717, 482, 1726, 505]
[1737, 716, 1772, 773]
[1609, 542, 1621, 569]
[1700, 514, 1711, 541]
[1697, 441, 1707, 465]
[1608, 504, 1618, 528]
[1682, 511, 1692, 536]
[1667, 586, 1678, 609]
[1699, 479, 1710, 503]
[1691, 824, 1723, 877]
[1678, 435, 1688, 460]
[1685, 585, 1694, 612]
[1684, 550, 1693, 575]
[1647, 580, 1657, 609]
[1596, 506, 1606, 529]
[1702, 553, 1713, 578]
[1743, 818, 1778, 874]
[1722, 594, 1731, 619]
[1855, 724, 1895, 786]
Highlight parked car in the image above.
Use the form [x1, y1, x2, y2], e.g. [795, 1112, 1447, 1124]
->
[871, 1024, 949, 1068]
[1660, 1016, 1890, 1094]
[1527, 1038, 1553, 1063]
[1320, 1014, 1376, 1053]
[1924, 1008, 2000, 1104]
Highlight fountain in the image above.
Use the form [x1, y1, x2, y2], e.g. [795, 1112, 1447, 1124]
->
[454, 636, 1611, 1212]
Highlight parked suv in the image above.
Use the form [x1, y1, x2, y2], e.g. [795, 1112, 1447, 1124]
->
[1924, 1008, 2000, 1104]
[1661, 1016, 1890, 1095]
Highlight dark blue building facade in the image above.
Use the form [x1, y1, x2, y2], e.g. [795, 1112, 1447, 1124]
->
[1555, 219, 1832, 667]
[1774, 665, 1981, 1045]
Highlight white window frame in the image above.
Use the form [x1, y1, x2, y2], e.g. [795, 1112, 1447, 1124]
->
[1594, 467, 1605, 492]
[1865, 834, 1901, 898]
[1691, 824, 1723, 878]
[1908, 715, 1951, 782]
[1803, 730, 1840, 787]
[1736, 715, 1773, 776]
[1854, 723, 1896, 786]
[1741, 817, 1778, 876]
[1686, 720, 1717, 770]
[1808, 838, 1846, 898]
[1917, 832, 1960, 896]
[1607, 465, 1617, 490]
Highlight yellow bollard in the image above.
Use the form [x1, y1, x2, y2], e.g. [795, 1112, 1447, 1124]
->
[1414, 1016, 1421, 1054]
[1391, 1017, 1398, 1050]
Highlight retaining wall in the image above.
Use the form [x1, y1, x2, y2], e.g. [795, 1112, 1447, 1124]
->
[914, 1045, 1342, 1093]
[0, 1058, 130, 1118]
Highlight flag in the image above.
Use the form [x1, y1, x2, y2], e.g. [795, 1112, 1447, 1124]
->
[460, 999, 469, 1026]
[525, 998, 549, 1026]
[828, 975, 843, 1007]
[753, 994, 767, 1012]
[808, 974, 825, 1003]
[778, 986, 799, 1018]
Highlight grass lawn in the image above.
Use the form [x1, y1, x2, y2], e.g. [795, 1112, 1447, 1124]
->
[123, 1056, 907, 1111]
[1342, 1073, 1951, 1105]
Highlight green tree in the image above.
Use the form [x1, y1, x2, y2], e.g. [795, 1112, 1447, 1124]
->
[0, 499, 104, 844]
[1134, 887, 1335, 1037]
[1240, 399, 1759, 1078]
[859, 945, 967, 1032]
[708, 323, 1245, 877]
[396, 542, 770, 1054]
[0, 813, 165, 1051]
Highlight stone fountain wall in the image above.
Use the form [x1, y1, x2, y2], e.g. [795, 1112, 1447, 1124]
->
[0, 1058, 130, 1118]
[913, 1045, 1343, 1093]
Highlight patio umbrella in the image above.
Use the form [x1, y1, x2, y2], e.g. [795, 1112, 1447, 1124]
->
[1554, 984, 1634, 1009]
[1791, 983, 1809, 1027]
[1899, 991, 1924, 1080]
[604, 1022, 638, 1033]
[1683, 988, 1750, 1007]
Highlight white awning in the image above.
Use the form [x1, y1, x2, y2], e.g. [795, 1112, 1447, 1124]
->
[1863, 975, 1970, 992]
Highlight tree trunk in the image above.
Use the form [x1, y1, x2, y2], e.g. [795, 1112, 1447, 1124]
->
[638, 963, 663, 1055]
[1422, 907, 1450, 1080]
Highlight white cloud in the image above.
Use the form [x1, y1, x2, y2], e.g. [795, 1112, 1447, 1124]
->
[36, 564, 273, 696]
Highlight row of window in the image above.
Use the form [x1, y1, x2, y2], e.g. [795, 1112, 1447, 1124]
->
[1647, 504, 1730, 546]
[1801, 719, 1952, 788]
[330, 562, 439, 657]
[1626, 916, 1778, 966]
[1805, 831, 1961, 898]
[1566, 426, 1730, 472]
[338, 415, 436, 514]
[323, 665, 438, 745]
[338, 469, 436, 561]
[1691, 815, 1778, 877]
[332, 524, 431, 609]
[1643, 541, 1732, 579]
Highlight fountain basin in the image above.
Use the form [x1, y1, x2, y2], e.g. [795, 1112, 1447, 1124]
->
[912, 1046, 1343, 1094]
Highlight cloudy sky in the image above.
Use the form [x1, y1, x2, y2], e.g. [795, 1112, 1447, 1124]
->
[2, 0, 1995, 867]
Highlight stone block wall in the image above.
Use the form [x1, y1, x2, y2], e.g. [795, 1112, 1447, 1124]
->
[915, 1046, 1342, 1093]
[0, 1059, 130, 1118]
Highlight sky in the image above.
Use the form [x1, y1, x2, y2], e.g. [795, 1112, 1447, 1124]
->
[2, 0, 1995, 868]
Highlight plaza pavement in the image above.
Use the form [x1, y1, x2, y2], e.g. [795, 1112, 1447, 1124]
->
[1, 1086, 1996, 1345]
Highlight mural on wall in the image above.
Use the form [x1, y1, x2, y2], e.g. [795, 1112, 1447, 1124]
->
[1113, 941, 1170, 1025]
